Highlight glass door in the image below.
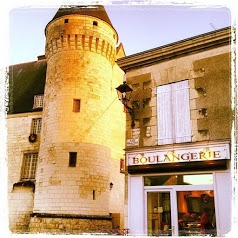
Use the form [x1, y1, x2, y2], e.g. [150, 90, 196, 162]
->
[147, 191, 173, 236]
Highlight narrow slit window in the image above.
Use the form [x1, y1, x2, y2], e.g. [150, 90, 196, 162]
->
[73, 99, 81, 112]
[69, 152, 77, 167]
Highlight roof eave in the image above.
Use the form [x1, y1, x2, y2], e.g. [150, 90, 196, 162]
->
[117, 27, 231, 72]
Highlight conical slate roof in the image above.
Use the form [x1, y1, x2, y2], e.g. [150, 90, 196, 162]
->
[49, 5, 113, 27]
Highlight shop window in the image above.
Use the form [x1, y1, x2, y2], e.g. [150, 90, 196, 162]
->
[156, 80, 191, 145]
[144, 174, 213, 186]
[33, 94, 44, 109]
[32, 118, 42, 134]
[21, 153, 38, 180]
[177, 190, 216, 236]
[69, 152, 77, 167]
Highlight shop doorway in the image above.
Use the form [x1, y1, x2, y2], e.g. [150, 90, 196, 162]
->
[145, 174, 217, 236]
[147, 191, 173, 236]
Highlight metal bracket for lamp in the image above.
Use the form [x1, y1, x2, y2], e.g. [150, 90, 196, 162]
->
[123, 103, 135, 128]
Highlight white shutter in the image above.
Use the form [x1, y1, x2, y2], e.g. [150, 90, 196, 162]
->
[172, 80, 191, 143]
[157, 80, 192, 145]
[157, 84, 173, 145]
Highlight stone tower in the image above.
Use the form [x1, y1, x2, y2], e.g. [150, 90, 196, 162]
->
[29, 5, 125, 233]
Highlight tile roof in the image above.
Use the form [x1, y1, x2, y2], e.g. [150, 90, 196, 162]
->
[8, 60, 47, 114]
[47, 5, 113, 28]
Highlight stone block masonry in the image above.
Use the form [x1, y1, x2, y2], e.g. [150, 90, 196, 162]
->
[7, 6, 126, 234]
[28, 6, 126, 233]
[29, 214, 112, 234]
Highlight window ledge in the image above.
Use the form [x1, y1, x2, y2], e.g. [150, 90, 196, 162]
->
[12, 180, 35, 192]
[32, 107, 43, 112]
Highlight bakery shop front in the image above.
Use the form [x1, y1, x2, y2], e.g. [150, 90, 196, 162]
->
[126, 141, 231, 237]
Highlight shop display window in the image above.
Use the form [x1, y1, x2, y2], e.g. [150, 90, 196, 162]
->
[177, 190, 216, 236]
[144, 174, 213, 186]
[145, 174, 216, 236]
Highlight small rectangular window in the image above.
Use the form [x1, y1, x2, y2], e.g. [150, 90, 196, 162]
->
[64, 19, 69, 23]
[33, 95, 44, 109]
[69, 152, 77, 167]
[21, 153, 38, 180]
[32, 118, 42, 134]
[73, 99, 81, 112]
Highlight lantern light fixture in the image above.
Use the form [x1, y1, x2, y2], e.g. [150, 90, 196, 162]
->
[110, 182, 113, 190]
[116, 77, 135, 128]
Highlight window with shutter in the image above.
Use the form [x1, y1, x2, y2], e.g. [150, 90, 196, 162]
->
[157, 80, 191, 145]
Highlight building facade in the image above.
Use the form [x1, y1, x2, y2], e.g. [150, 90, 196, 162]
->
[117, 27, 232, 237]
[7, 6, 126, 234]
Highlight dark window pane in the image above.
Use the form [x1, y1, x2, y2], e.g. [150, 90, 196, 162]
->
[69, 152, 77, 167]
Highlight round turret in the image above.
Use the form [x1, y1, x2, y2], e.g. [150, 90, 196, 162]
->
[30, 5, 125, 233]
[45, 5, 118, 63]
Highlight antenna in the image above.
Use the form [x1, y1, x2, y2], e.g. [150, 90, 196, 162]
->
[210, 23, 217, 30]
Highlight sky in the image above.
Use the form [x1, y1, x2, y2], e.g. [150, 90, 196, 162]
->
[6, 0, 235, 66]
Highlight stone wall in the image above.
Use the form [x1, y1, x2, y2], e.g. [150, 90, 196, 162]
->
[29, 216, 112, 234]
[7, 7, 128, 234]
[125, 45, 231, 148]
[8, 187, 34, 232]
[30, 10, 125, 232]
[7, 112, 41, 232]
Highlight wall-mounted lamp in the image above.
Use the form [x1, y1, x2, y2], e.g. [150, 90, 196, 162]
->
[116, 80, 135, 128]
[110, 182, 113, 190]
